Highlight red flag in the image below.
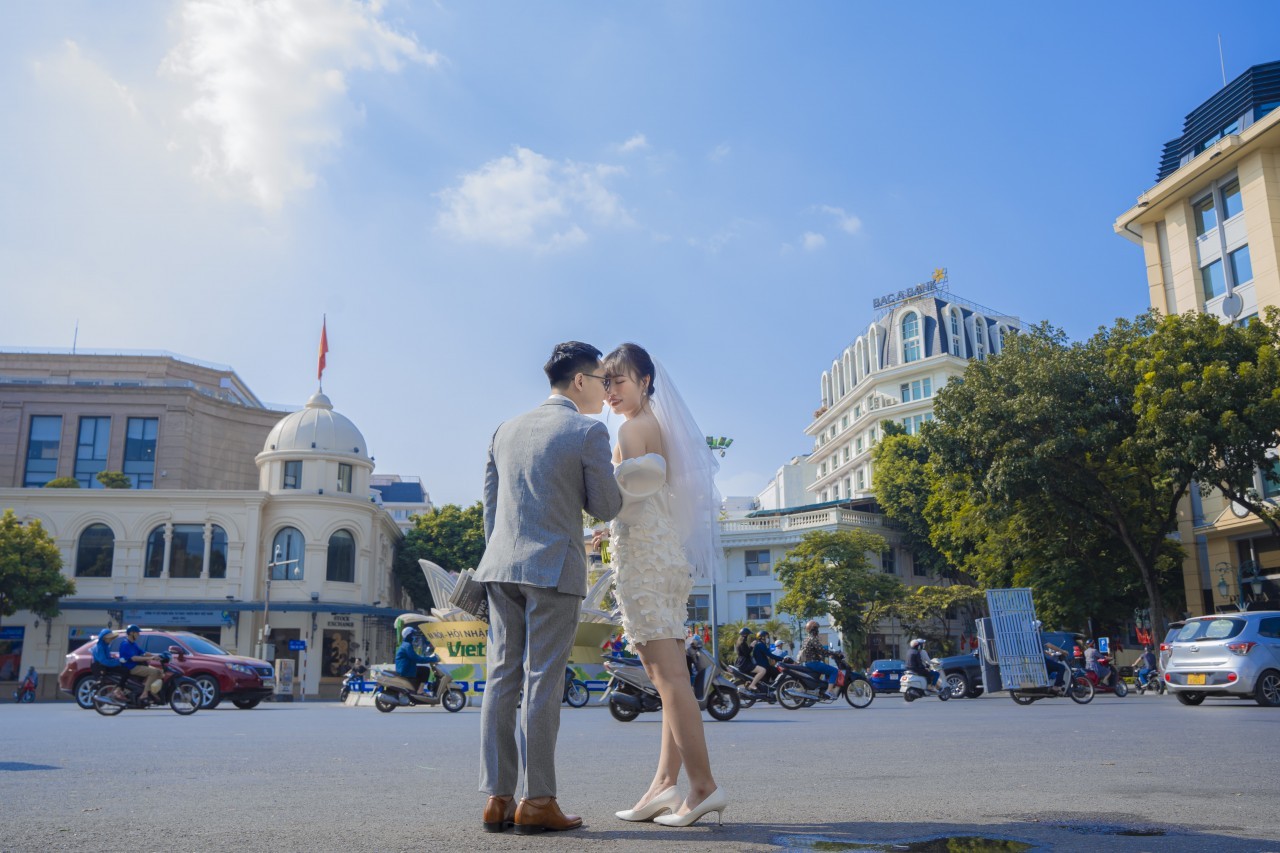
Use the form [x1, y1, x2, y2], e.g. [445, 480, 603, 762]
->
[317, 318, 329, 381]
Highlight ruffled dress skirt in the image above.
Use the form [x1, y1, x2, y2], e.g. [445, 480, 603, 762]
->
[611, 493, 694, 645]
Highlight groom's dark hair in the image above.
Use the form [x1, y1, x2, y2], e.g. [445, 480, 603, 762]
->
[544, 341, 603, 388]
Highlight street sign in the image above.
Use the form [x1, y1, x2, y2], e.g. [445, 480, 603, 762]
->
[1098, 637, 1110, 654]
[288, 640, 307, 651]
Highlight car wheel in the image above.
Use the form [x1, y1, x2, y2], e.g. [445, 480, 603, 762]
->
[74, 676, 99, 710]
[231, 698, 262, 710]
[775, 677, 806, 710]
[844, 678, 875, 709]
[193, 675, 222, 709]
[1254, 670, 1280, 707]
[944, 672, 969, 699]
[1175, 690, 1205, 706]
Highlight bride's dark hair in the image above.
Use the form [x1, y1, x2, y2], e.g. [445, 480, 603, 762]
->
[602, 342, 656, 396]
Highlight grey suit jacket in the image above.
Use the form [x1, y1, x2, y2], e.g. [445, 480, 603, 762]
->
[475, 397, 623, 597]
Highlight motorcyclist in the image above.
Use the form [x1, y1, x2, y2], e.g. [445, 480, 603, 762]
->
[91, 628, 132, 701]
[118, 625, 164, 701]
[798, 620, 839, 701]
[905, 638, 941, 692]
[395, 626, 440, 695]
[1132, 646, 1157, 688]
[748, 630, 785, 692]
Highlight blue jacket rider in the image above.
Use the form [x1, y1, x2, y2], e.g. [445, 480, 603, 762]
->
[396, 627, 440, 694]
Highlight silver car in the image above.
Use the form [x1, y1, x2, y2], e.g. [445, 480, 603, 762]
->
[1164, 611, 1280, 707]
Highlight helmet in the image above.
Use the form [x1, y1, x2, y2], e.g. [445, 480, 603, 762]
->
[739, 627, 752, 636]
[910, 638, 925, 648]
[401, 626, 417, 641]
[126, 624, 141, 635]
[805, 620, 819, 632]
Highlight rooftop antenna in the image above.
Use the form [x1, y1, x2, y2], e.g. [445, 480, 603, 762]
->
[1218, 34, 1227, 87]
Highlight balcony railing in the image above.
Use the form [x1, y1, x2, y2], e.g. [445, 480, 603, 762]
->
[720, 508, 897, 535]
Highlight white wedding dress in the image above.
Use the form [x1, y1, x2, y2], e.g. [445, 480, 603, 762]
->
[610, 453, 694, 645]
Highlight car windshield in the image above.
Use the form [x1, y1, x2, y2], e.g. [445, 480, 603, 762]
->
[1174, 618, 1245, 643]
[174, 634, 230, 656]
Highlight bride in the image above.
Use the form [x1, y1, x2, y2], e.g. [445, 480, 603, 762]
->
[597, 342, 726, 827]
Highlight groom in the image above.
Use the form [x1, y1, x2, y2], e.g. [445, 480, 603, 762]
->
[475, 341, 623, 834]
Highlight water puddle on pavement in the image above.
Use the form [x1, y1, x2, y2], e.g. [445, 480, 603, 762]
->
[775, 835, 1033, 852]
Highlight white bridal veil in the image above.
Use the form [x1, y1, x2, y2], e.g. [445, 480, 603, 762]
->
[648, 358, 722, 581]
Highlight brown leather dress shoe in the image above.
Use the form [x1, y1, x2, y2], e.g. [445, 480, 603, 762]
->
[483, 796, 516, 833]
[514, 797, 583, 834]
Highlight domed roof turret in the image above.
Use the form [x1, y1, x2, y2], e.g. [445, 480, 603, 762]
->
[263, 392, 368, 459]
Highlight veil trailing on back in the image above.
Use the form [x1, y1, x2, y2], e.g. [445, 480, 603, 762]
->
[648, 358, 722, 581]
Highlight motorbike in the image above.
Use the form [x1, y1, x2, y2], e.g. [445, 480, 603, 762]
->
[373, 662, 467, 712]
[563, 667, 590, 708]
[339, 662, 373, 702]
[1077, 656, 1127, 697]
[899, 658, 949, 703]
[1134, 667, 1165, 695]
[1008, 652, 1095, 705]
[90, 653, 202, 716]
[12, 676, 36, 703]
[603, 639, 740, 722]
[774, 651, 876, 709]
[724, 659, 783, 708]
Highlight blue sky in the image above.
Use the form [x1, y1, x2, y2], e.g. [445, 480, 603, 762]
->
[3, 2, 1279, 505]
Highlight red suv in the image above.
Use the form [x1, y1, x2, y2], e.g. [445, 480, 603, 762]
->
[60, 630, 274, 710]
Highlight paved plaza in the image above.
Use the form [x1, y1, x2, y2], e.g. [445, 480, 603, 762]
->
[2, 692, 1277, 852]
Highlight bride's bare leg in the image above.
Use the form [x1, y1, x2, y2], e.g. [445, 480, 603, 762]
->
[635, 638, 717, 812]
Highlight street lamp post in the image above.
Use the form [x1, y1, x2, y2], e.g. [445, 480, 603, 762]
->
[1216, 560, 1265, 611]
[705, 436, 734, 661]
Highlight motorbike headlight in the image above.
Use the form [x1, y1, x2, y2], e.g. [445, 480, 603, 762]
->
[226, 663, 256, 676]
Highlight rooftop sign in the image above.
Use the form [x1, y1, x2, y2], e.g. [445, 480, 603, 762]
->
[873, 268, 949, 310]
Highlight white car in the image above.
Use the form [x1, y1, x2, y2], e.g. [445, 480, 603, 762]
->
[1163, 611, 1280, 707]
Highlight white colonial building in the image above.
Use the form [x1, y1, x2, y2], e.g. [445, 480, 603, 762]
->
[0, 352, 411, 700]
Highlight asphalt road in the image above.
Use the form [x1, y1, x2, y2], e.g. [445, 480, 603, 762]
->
[2, 690, 1277, 853]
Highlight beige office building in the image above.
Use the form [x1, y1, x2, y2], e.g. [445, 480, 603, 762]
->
[1114, 60, 1280, 617]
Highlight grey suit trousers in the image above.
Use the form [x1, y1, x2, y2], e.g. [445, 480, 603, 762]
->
[479, 581, 581, 800]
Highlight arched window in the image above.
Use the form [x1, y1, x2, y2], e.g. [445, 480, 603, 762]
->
[76, 524, 114, 577]
[327, 530, 356, 583]
[271, 527, 305, 581]
[973, 316, 987, 360]
[949, 308, 963, 357]
[901, 312, 922, 363]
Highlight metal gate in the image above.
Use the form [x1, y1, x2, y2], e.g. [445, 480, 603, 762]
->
[984, 588, 1049, 689]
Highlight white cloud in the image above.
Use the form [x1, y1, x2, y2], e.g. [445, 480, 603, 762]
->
[818, 204, 862, 235]
[802, 232, 826, 251]
[617, 133, 648, 153]
[162, 0, 438, 210]
[435, 146, 631, 251]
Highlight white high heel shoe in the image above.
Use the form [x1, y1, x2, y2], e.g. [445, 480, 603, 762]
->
[653, 787, 727, 827]
[615, 786, 682, 822]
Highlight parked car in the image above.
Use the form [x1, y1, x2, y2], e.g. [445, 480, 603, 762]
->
[60, 630, 274, 710]
[868, 659, 905, 694]
[1163, 611, 1280, 707]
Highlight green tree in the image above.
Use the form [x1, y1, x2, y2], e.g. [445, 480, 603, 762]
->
[872, 421, 957, 581]
[0, 509, 76, 626]
[95, 471, 131, 489]
[43, 477, 81, 488]
[774, 529, 904, 665]
[1118, 308, 1280, 537]
[926, 318, 1185, 634]
[392, 503, 486, 612]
